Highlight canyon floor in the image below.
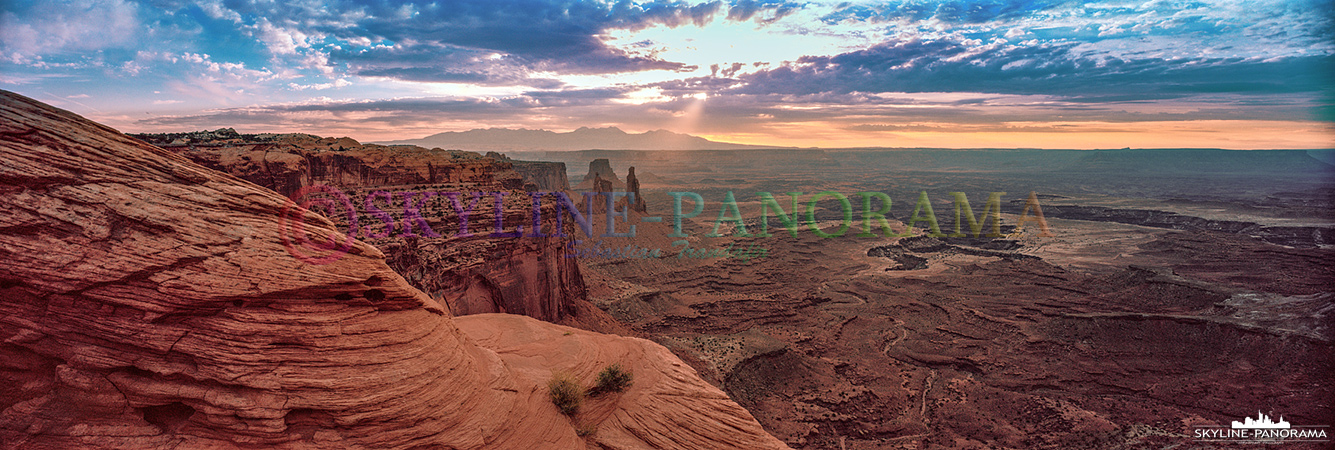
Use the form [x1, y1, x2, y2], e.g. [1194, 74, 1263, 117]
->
[567, 151, 1335, 449]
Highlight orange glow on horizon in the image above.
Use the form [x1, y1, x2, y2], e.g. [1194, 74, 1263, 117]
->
[102, 108, 1335, 151]
[698, 120, 1335, 150]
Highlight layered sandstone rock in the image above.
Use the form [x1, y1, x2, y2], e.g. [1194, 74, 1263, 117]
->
[510, 160, 570, 192]
[132, 129, 582, 323]
[0, 90, 788, 450]
[484, 151, 570, 191]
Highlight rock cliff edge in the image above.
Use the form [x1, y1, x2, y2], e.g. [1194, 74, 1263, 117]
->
[0, 90, 787, 450]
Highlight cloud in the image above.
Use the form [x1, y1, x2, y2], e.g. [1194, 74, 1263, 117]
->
[5, 0, 1330, 147]
[726, 0, 804, 23]
[521, 87, 633, 104]
[254, 18, 311, 56]
[131, 83, 1323, 139]
[711, 38, 1334, 99]
[288, 79, 352, 91]
[1, 0, 739, 90]
[819, 0, 1069, 25]
[844, 123, 1112, 133]
[329, 43, 558, 87]
[0, 0, 140, 59]
[615, 1, 725, 29]
[230, 0, 728, 79]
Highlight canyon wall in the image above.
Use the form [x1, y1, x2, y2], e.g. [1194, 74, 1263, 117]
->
[0, 89, 787, 450]
[133, 131, 584, 322]
[512, 160, 570, 191]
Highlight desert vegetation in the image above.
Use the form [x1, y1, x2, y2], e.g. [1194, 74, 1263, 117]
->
[590, 363, 634, 396]
[547, 372, 584, 416]
[548, 363, 634, 418]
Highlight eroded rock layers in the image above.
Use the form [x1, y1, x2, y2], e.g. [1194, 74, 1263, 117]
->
[132, 128, 583, 322]
[0, 90, 788, 450]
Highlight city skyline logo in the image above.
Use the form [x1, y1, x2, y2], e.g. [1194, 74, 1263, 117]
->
[1195, 411, 1329, 444]
[1233, 411, 1291, 430]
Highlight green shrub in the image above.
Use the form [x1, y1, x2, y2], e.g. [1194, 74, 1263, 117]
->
[590, 363, 633, 396]
[547, 372, 584, 415]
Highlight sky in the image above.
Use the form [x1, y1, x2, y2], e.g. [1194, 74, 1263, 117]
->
[2, 0, 1333, 149]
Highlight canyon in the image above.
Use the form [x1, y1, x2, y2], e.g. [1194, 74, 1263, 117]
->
[131, 128, 590, 326]
[562, 150, 1334, 449]
[6, 89, 1330, 449]
[0, 90, 788, 449]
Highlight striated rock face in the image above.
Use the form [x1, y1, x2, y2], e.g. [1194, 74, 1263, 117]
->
[511, 160, 570, 191]
[132, 130, 582, 323]
[482, 151, 569, 191]
[0, 90, 788, 449]
[377, 231, 586, 321]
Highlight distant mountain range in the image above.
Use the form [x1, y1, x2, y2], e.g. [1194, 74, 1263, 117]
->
[378, 127, 784, 151]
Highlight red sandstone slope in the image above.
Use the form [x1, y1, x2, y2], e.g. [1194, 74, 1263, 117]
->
[0, 90, 787, 450]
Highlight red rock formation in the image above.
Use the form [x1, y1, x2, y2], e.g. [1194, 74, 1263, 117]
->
[133, 131, 582, 323]
[510, 160, 571, 191]
[576, 158, 625, 190]
[0, 90, 789, 450]
[626, 166, 647, 213]
[590, 172, 615, 207]
[480, 151, 571, 191]
[377, 231, 586, 321]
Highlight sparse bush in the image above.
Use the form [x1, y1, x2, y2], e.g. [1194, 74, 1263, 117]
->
[589, 363, 633, 396]
[547, 372, 584, 415]
[576, 424, 597, 437]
